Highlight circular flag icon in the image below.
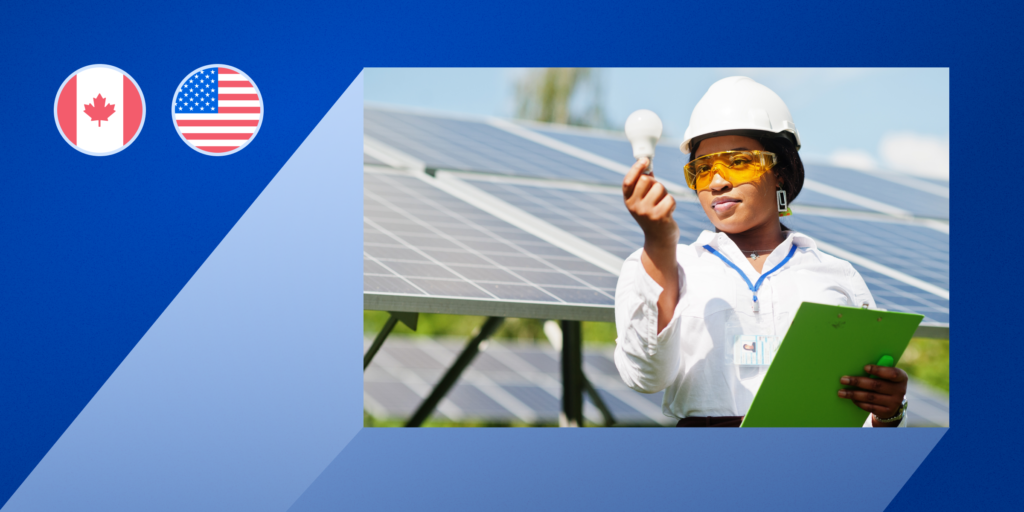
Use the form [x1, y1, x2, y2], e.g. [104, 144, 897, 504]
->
[54, 64, 146, 156]
[172, 65, 263, 156]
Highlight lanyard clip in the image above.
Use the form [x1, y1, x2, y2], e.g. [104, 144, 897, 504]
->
[752, 295, 760, 313]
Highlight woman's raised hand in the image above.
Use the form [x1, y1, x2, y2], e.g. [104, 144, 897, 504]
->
[623, 158, 680, 333]
[623, 157, 679, 247]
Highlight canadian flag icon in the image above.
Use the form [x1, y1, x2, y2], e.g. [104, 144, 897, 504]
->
[55, 65, 145, 155]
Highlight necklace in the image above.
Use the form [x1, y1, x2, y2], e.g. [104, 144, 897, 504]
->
[744, 249, 775, 261]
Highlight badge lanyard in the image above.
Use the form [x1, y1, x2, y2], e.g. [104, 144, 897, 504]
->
[703, 243, 798, 313]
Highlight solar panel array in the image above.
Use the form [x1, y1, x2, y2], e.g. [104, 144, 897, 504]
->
[532, 126, 949, 220]
[365, 109, 623, 185]
[465, 177, 949, 324]
[364, 337, 949, 427]
[802, 164, 949, 220]
[530, 127, 693, 189]
[364, 172, 617, 318]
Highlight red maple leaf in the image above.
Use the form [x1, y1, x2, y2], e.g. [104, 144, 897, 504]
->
[83, 94, 116, 127]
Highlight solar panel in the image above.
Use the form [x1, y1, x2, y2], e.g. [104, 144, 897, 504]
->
[529, 126, 693, 189]
[851, 266, 949, 325]
[917, 176, 951, 187]
[364, 108, 625, 185]
[464, 176, 709, 259]
[462, 176, 948, 324]
[364, 337, 676, 425]
[364, 170, 618, 321]
[790, 187, 881, 213]
[364, 337, 949, 427]
[803, 164, 949, 220]
[530, 125, 949, 220]
[781, 215, 949, 291]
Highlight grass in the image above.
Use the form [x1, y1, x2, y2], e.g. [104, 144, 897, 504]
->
[363, 310, 618, 347]
[899, 336, 950, 393]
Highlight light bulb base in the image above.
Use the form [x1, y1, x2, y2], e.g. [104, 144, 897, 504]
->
[631, 142, 656, 161]
[639, 157, 653, 175]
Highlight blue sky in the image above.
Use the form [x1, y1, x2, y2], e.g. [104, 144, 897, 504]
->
[365, 68, 949, 180]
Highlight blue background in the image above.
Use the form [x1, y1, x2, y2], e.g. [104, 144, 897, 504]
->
[0, 1, 1014, 510]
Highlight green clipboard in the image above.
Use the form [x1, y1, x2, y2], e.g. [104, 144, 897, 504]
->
[740, 302, 923, 427]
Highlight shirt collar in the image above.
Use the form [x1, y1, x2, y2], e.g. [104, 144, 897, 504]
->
[695, 230, 815, 278]
[695, 229, 816, 251]
[787, 231, 817, 250]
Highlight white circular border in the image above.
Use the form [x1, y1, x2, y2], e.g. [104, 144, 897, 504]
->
[171, 64, 264, 157]
[53, 64, 147, 157]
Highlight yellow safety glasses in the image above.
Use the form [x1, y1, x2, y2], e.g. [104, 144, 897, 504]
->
[684, 150, 777, 190]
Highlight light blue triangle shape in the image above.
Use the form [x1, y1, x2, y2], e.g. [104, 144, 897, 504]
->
[288, 427, 946, 512]
[3, 73, 363, 512]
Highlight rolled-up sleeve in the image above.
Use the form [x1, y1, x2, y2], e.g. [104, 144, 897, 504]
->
[613, 249, 684, 394]
[845, 262, 877, 310]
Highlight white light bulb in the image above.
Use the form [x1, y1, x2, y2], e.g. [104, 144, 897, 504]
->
[624, 109, 663, 174]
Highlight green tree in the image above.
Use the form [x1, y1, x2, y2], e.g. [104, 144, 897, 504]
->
[515, 68, 607, 128]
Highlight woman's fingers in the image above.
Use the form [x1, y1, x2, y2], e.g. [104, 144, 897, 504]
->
[851, 401, 891, 415]
[838, 365, 907, 420]
[654, 194, 676, 218]
[838, 375, 900, 395]
[623, 161, 676, 237]
[632, 181, 675, 221]
[863, 365, 908, 383]
[622, 157, 650, 197]
[630, 174, 655, 206]
[645, 182, 668, 206]
[837, 388, 898, 405]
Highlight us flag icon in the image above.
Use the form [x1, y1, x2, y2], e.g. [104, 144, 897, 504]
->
[54, 65, 146, 156]
[172, 65, 263, 156]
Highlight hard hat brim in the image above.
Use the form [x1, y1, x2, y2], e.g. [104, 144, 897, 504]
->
[681, 129, 801, 156]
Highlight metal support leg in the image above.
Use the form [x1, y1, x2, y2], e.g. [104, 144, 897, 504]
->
[364, 311, 418, 371]
[560, 320, 584, 427]
[582, 372, 616, 427]
[406, 317, 504, 427]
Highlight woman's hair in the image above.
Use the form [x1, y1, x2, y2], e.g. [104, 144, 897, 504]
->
[689, 132, 805, 202]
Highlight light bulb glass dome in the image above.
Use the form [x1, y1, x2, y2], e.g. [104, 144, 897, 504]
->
[625, 110, 663, 164]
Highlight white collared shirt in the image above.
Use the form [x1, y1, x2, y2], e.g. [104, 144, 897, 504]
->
[613, 230, 906, 427]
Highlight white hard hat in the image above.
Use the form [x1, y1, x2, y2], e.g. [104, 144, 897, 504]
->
[681, 76, 801, 154]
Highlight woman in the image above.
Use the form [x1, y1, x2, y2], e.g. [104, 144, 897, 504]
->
[614, 76, 908, 427]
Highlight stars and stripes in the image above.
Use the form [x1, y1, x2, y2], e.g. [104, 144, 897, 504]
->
[174, 66, 262, 154]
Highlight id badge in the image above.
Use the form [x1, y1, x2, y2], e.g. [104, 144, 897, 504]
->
[732, 334, 781, 367]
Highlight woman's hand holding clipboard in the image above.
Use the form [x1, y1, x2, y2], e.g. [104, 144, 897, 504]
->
[838, 364, 909, 427]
